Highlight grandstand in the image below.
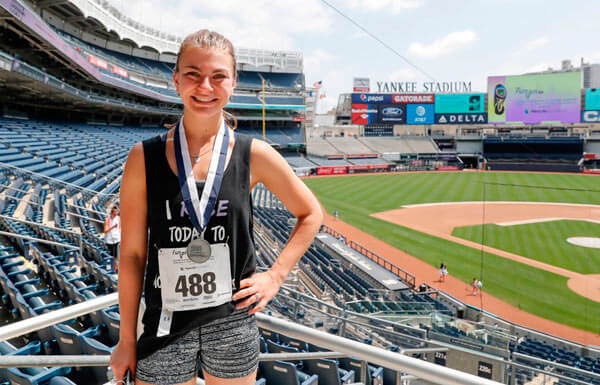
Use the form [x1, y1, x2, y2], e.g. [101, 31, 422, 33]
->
[1, 0, 600, 384]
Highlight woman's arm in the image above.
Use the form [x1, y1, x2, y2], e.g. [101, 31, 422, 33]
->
[103, 218, 110, 234]
[109, 142, 148, 380]
[233, 139, 323, 313]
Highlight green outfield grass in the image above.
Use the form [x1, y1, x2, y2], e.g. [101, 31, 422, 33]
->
[453, 220, 600, 274]
[304, 172, 600, 333]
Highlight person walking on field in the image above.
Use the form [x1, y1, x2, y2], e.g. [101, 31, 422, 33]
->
[471, 277, 480, 296]
[103, 205, 121, 272]
[109, 30, 323, 385]
[439, 263, 448, 283]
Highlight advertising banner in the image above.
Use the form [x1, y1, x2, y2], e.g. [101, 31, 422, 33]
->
[346, 154, 378, 159]
[316, 166, 347, 175]
[487, 72, 581, 124]
[582, 110, 600, 122]
[406, 103, 434, 124]
[347, 164, 389, 170]
[351, 103, 378, 124]
[112, 64, 129, 78]
[353, 77, 370, 92]
[378, 104, 406, 124]
[435, 113, 488, 124]
[88, 55, 108, 70]
[392, 94, 434, 103]
[437, 166, 460, 171]
[435, 93, 485, 113]
[585, 88, 600, 110]
[351, 93, 392, 103]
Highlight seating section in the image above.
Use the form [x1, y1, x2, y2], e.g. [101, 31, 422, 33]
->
[358, 136, 439, 154]
[512, 337, 600, 384]
[0, 117, 162, 199]
[2, 116, 599, 385]
[237, 125, 303, 145]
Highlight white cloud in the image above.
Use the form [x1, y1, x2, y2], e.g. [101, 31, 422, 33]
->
[388, 67, 419, 81]
[107, 0, 333, 50]
[407, 30, 478, 59]
[522, 37, 550, 51]
[304, 49, 336, 76]
[345, 0, 423, 14]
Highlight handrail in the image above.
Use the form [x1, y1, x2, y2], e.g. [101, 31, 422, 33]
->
[0, 292, 502, 385]
[0, 214, 81, 236]
[66, 211, 104, 224]
[320, 224, 416, 288]
[66, 202, 107, 216]
[0, 293, 118, 342]
[256, 314, 501, 385]
[0, 161, 118, 197]
[0, 352, 349, 368]
[0, 230, 79, 250]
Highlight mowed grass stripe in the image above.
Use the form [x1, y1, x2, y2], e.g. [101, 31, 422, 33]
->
[304, 172, 600, 333]
[453, 221, 600, 274]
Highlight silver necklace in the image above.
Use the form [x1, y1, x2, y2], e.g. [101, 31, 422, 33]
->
[192, 139, 215, 164]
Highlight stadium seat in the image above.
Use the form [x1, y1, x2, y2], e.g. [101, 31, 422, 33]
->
[303, 358, 355, 385]
[260, 361, 317, 385]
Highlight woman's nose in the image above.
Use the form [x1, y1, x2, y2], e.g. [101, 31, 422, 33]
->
[198, 76, 213, 90]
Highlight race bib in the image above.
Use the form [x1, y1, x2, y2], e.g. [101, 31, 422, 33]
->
[158, 243, 232, 312]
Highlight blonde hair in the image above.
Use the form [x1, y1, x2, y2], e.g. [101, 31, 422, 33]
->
[175, 29, 237, 129]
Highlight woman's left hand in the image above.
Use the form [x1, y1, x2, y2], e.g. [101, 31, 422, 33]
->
[232, 270, 283, 314]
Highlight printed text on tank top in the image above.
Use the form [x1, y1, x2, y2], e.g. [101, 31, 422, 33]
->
[158, 122, 235, 317]
[139, 133, 256, 358]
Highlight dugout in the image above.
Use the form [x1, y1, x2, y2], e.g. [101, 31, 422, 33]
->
[483, 136, 584, 172]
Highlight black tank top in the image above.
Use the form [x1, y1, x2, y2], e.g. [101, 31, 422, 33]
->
[136, 132, 256, 359]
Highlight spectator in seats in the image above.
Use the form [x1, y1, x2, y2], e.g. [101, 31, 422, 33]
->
[439, 262, 448, 283]
[109, 29, 322, 385]
[103, 205, 120, 271]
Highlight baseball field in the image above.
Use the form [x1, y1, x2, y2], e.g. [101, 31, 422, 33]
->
[303, 171, 600, 336]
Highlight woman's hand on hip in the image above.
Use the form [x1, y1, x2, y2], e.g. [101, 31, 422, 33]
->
[232, 270, 283, 314]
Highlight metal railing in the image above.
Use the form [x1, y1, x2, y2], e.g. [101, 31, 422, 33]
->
[0, 161, 118, 197]
[0, 293, 503, 385]
[320, 224, 417, 288]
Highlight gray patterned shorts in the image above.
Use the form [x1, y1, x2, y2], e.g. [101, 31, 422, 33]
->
[136, 310, 259, 384]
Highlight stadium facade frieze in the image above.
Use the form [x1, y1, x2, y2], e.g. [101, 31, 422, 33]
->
[376, 81, 472, 93]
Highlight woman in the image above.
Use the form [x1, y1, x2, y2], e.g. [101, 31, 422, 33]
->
[109, 30, 322, 385]
[103, 205, 120, 271]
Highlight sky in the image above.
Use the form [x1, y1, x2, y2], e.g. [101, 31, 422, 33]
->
[107, 0, 600, 113]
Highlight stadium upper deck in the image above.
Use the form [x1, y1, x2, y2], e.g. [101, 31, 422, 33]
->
[0, 0, 306, 144]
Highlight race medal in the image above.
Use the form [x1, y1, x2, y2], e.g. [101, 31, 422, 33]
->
[186, 237, 211, 264]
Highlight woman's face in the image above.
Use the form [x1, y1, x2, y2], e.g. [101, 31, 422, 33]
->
[111, 208, 118, 216]
[173, 46, 236, 119]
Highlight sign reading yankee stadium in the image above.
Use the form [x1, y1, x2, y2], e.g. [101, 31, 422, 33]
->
[376, 81, 472, 93]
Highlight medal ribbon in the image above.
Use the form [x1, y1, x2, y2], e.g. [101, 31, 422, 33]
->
[174, 116, 230, 233]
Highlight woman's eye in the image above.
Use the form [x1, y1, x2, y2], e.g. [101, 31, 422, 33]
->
[213, 74, 226, 80]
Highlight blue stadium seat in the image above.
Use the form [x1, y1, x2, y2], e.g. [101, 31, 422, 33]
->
[260, 361, 317, 385]
[303, 358, 355, 385]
